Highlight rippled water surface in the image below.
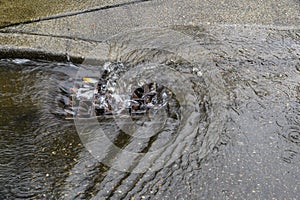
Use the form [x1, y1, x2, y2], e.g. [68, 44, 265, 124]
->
[0, 25, 299, 199]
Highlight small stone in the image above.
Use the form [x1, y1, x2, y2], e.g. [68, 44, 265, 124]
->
[197, 71, 203, 77]
[192, 67, 199, 72]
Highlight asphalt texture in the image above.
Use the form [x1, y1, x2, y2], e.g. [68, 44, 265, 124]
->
[0, 0, 299, 199]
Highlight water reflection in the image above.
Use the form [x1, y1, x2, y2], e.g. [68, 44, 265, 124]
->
[0, 60, 82, 199]
[0, 25, 299, 199]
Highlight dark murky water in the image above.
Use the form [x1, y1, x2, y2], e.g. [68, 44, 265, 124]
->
[0, 25, 299, 199]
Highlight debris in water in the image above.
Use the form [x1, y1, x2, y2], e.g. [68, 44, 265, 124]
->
[64, 63, 172, 118]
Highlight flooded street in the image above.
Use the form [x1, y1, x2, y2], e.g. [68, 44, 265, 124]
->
[0, 25, 299, 199]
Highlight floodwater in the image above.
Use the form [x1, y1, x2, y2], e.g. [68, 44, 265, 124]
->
[0, 25, 299, 199]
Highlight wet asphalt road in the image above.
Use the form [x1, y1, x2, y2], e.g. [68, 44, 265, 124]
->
[0, 0, 300, 199]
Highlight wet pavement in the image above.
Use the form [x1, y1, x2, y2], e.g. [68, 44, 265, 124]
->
[0, 0, 300, 199]
[0, 0, 130, 28]
[1, 0, 300, 41]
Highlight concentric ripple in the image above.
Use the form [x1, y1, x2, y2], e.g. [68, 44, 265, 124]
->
[73, 27, 226, 173]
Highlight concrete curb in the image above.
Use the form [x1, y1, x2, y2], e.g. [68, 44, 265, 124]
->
[1, 24, 299, 64]
[0, 32, 109, 63]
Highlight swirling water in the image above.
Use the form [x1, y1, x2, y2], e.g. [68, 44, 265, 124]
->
[0, 25, 299, 199]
